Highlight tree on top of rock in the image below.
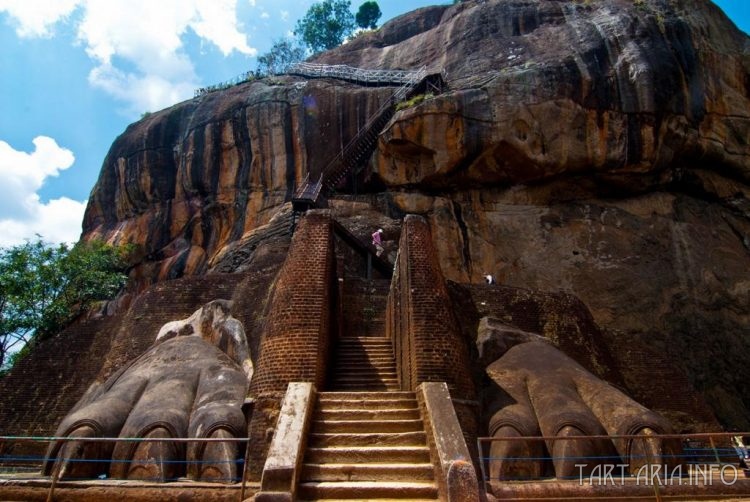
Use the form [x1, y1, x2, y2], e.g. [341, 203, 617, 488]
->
[295, 0, 356, 53]
[256, 39, 307, 76]
[356, 1, 381, 30]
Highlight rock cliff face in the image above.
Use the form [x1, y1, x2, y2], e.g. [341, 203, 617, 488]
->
[79, 0, 749, 427]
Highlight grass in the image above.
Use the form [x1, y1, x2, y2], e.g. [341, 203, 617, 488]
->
[395, 92, 434, 111]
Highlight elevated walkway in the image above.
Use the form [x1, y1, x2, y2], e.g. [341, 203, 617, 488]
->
[288, 63, 426, 86]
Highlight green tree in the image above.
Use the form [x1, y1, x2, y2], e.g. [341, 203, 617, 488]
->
[0, 238, 129, 372]
[294, 0, 356, 54]
[256, 38, 307, 76]
[355, 1, 381, 29]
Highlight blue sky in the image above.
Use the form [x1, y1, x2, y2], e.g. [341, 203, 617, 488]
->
[0, 0, 747, 246]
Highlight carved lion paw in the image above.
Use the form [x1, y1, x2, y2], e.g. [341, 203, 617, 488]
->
[43, 300, 251, 483]
[484, 335, 680, 482]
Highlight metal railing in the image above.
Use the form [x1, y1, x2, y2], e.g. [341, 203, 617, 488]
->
[478, 432, 750, 501]
[293, 64, 427, 201]
[288, 62, 426, 85]
[193, 61, 429, 202]
[194, 61, 429, 99]
[0, 435, 253, 502]
[194, 71, 258, 98]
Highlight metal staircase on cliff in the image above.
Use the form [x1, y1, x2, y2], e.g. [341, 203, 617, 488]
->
[291, 64, 428, 216]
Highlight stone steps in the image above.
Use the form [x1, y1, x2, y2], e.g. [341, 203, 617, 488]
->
[334, 365, 397, 373]
[318, 392, 414, 400]
[315, 408, 418, 421]
[334, 353, 394, 359]
[298, 480, 438, 500]
[306, 446, 431, 464]
[331, 384, 401, 391]
[300, 499, 437, 502]
[330, 336, 400, 391]
[300, 388, 437, 499]
[333, 356, 395, 363]
[335, 347, 394, 353]
[313, 418, 424, 434]
[316, 397, 415, 409]
[299, 292, 437, 500]
[336, 339, 392, 346]
[309, 431, 427, 447]
[332, 374, 396, 383]
[302, 462, 434, 481]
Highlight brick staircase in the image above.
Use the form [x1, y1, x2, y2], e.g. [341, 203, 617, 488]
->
[329, 337, 399, 391]
[340, 278, 390, 339]
[298, 279, 438, 500]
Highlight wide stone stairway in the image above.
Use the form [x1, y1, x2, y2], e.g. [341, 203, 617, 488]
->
[298, 279, 439, 500]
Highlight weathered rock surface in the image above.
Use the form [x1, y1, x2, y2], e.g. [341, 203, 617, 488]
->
[82, 80, 394, 289]
[72, 0, 750, 429]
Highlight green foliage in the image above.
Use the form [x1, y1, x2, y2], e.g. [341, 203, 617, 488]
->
[0, 238, 129, 372]
[355, 1, 381, 30]
[256, 39, 307, 76]
[294, 0, 356, 54]
[395, 92, 434, 111]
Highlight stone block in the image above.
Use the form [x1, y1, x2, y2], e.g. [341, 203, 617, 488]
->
[259, 382, 316, 496]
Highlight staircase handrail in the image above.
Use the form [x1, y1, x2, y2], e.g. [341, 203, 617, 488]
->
[292, 173, 323, 202]
[293, 64, 427, 201]
[318, 65, 427, 183]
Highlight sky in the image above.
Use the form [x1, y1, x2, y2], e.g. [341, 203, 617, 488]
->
[0, 1, 747, 247]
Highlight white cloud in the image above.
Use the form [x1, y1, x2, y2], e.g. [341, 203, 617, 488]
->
[0, 0, 82, 37]
[0, 137, 86, 246]
[280, 10, 289, 21]
[1, 0, 256, 116]
[88, 63, 197, 116]
[260, 11, 270, 19]
[192, 0, 255, 55]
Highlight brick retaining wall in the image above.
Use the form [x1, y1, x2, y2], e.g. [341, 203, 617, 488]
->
[246, 210, 336, 479]
[386, 215, 475, 397]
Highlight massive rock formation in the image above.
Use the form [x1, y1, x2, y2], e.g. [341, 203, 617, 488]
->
[3, 0, 748, 469]
[81, 0, 748, 427]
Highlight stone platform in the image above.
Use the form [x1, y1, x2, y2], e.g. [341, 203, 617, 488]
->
[0, 473, 258, 502]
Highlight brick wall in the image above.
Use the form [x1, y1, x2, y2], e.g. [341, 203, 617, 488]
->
[386, 214, 475, 398]
[94, 274, 246, 383]
[246, 210, 336, 479]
